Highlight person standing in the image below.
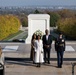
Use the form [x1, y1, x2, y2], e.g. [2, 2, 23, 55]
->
[42, 29, 52, 64]
[30, 34, 37, 62]
[34, 35, 44, 67]
[55, 33, 65, 68]
[0, 46, 4, 66]
[0, 46, 4, 75]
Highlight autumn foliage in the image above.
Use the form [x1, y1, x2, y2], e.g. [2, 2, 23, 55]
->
[57, 18, 76, 39]
[0, 15, 21, 40]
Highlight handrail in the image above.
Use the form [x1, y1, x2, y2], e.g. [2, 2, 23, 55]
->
[72, 63, 76, 75]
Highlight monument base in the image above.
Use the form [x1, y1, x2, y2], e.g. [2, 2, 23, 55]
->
[25, 36, 31, 44]
[26, 14, 50, 44]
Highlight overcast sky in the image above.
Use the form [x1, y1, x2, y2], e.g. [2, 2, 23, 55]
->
[0, 0, 76, 7]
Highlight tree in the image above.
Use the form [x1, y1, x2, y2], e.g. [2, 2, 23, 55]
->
[0, 15, 21, 40]
[58, 9, 75, 19]
[20, 17, 28, 27]
[48, 12, 60, 27]
[57, 18, 76, 39]
[34, 9, 40, 14]
[18, 14, 28, 27]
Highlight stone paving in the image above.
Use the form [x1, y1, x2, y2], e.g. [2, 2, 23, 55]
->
[5, 53, 76, 75]
[5, 54, 76, 75]
[5, 61, 76, 75]
[0, 42, 76, 75]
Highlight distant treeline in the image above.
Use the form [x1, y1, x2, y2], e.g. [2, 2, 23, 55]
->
[0, 9, 76, 39]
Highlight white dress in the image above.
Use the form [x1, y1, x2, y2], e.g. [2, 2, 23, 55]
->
[34, 40, 44, 63]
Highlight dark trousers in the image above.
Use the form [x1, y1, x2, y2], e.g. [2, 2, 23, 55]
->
[0, 66, 4, 75]
[44, 49, 50, 62]
[57, 51, 64, 67]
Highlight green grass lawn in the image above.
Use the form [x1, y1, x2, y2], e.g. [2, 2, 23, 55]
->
[3, 30, 23, 41]
[21, 34, 28, 39]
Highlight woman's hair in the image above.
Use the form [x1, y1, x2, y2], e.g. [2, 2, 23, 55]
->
[36, 35, 41, 40]
[31, 34, 37, 41]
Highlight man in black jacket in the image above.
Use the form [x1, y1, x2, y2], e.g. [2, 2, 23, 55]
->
[55, 33, 65, 68]
[42, 29, 52, 64]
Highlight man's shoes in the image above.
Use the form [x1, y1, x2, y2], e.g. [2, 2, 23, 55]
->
[44, 61, 50, 64]
[44, 61, 47, 63]
[48, 61, 50, 64]
[57, 65, 62, 68]
[60, 65, 62, 68]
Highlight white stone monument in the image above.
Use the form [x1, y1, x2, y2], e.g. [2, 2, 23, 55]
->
[26, 14, 50, 44]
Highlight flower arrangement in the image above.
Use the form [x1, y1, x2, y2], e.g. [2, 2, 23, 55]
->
[34, 30, 44, 37]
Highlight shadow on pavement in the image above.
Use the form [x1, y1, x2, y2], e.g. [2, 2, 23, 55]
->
[5, 57, 76, 67]
[5, 57, 35, 67]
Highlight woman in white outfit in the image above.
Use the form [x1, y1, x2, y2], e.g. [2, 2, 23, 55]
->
[34, 35, 44, 67]
[0, 46, 4, 66]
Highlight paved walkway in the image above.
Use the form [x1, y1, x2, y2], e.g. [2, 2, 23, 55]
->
[5, 61, 76, 75]
[0, 43, 76, 75]
[5, 52, 76, 75]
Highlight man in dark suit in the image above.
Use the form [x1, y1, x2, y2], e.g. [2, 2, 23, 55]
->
[55, 33, 65, 68]
[42, 29, 52, 64]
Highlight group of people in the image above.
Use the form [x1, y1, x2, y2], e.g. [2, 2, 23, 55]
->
[30, 29, 65, 68]
[0, 29, 65, 69]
